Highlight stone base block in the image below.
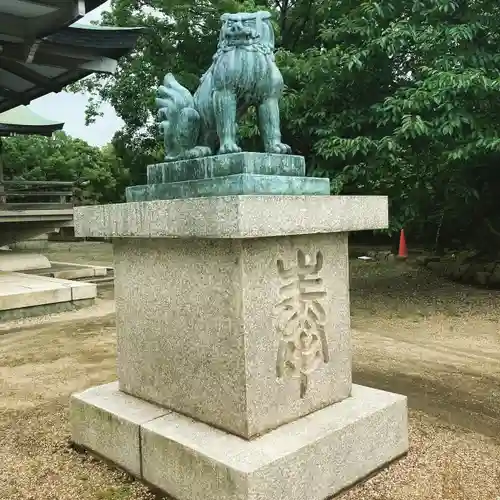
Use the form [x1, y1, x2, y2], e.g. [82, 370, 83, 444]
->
[147, 153, 306, 184]
[70, 382, 169, 476]
[70, 383, 408, 500]
[126, 174, 330, 202]
[0, 272, 96, 311]
[0, 252, 50, 271]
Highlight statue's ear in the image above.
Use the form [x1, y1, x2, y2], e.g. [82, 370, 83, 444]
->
[220, 13, 230, 22]
[267, 20, 275, 49]
[256, 11, 272, 20]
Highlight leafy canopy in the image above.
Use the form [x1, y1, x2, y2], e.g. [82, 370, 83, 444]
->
[2, 132, 128, 204]
[73, 0, 500, 250]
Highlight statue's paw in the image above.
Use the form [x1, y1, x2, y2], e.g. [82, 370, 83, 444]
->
[267, 142, 292, 155]
[164, 155, 179, 162]
[185, 146, 212, 159]
[218, 142, 242, 155]
[184, 150, 199, 159]
[196, 146, 213, 157]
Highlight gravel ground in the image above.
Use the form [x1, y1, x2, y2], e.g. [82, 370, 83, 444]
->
[343, 412, 500, 499]
[1, 244, 500, 499]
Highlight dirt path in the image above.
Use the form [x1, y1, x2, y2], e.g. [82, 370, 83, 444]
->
[0, 314, 156, 500]
[1, 250, 500, 499]
[1, 309, 499, 500]
[350, 260, 500, 441]
[353, 320, 500, 440]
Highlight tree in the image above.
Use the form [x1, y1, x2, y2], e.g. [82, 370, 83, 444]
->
[296, 0, 500, 249]
[2, 132, 127, 204]
[75, 0, 500, 251]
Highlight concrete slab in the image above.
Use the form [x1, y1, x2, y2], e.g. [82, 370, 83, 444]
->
[0, 272, 97, 312]
[49, 261, 108, 279]
[0, 252, 51, 271]
[70, 383, 408, 500]
[71, 281, 97, 300]
[22, 261, 109, 280]
[0, 299, 95, 323]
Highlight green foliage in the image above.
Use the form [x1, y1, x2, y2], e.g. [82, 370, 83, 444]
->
[95, 486, 132, 500]
[74, 0, 500, 251]
[304, 0, 500, 249]
[2, 132, 127, 204]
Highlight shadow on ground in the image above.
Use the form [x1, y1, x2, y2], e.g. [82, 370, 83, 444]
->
[350, 258, 500, 442]
[1, 244, 500, 499]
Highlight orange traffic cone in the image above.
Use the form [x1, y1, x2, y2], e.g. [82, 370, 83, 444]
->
[398, 229, 408, 258]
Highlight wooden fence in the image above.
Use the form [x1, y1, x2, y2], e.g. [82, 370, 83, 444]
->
[0, 180, 75, 210]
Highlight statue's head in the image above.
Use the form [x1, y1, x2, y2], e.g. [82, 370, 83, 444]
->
[219, 11, 275, 49]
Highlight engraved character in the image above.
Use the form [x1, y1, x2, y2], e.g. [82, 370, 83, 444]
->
[275, 249, 329, 398]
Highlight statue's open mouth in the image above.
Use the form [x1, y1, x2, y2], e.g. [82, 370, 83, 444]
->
[226, 32, 259, 45]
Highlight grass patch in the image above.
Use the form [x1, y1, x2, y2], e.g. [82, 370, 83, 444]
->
[96, 486, 133, 499]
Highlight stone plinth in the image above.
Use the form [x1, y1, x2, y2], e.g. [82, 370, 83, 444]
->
[126, 153, 330, 202]
[71, 382, 408, 500]
[71, 382, 168, 477]
[71, 192, 408, 500]
[114, 233, 351, 438]
[74, 195, 388, 239]
[147, 153, 306, 184]
[126, 174, 330, 201]
[75, 196, 387, 439]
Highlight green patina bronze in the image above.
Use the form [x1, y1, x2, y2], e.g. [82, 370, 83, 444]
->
[127, 152, 330, 202]
[126, 11, 330, 203]
[155, 11, 291, 160]
[147, 153, 305, 184]
[126, 174, 329, 202]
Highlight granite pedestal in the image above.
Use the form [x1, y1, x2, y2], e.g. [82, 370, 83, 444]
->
[70, 154, 408, 499]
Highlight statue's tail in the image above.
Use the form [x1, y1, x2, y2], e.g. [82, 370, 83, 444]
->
[156, 73, 199, 154]
[156, 73, 194, 118]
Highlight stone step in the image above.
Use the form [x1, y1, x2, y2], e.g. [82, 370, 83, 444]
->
[0, 272, 96, 321]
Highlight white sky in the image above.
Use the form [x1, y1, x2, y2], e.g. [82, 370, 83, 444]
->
[28, 1, 122, 148]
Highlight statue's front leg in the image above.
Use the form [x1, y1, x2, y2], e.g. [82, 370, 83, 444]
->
[259, 97, 292, 154]
[213, 89, 242, 154]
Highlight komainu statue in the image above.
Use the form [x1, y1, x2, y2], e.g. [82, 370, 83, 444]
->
[156, 11, 292, 161]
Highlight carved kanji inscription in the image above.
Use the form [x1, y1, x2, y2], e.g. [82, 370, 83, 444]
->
[275, 249, 329, 398]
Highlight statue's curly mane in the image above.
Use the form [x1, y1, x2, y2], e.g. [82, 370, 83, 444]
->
[256, 16, 275, 51]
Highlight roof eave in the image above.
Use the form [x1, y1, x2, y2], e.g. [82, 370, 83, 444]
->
[0, 1, 109, 43]
[0, 123, 64, 137]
